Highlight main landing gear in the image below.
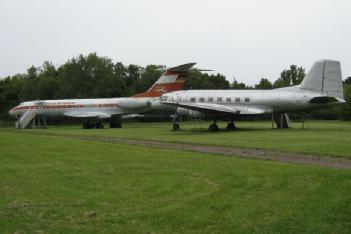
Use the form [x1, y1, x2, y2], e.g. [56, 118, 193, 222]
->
[209, 119, 237, 131]
[170, 117, 237, 132]
[110, 119, 122, 128]
[208, 120, 219, 131]
[83, 120, 104, 129]
[173, 123, 180, 131]
[172, 114, 180, 131]
[226, 121, 236, 130]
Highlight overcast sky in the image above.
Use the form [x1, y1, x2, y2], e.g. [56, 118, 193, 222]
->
[1, 0, 350, 85]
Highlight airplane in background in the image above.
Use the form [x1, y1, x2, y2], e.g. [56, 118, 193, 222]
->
[161, 60, 345, 131]
[9, 63, 196, 129]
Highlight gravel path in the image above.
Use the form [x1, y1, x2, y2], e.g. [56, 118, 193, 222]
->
[22, 131, 351, 170]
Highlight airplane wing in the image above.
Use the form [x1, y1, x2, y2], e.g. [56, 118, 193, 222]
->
[162, 101, 269, 115]
[64, 111, 112, 119]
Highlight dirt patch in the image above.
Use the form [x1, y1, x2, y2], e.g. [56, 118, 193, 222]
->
[21, 131, 351, 170]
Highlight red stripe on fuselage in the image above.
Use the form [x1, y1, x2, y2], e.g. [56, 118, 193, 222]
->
[12, 103, 120, 111]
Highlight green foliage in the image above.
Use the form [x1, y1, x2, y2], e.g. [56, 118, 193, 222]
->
[137, 65, 163, 93]
[342, 84, 351, 120]
[273, 65, 305, 88]
[255, 78, 273, 89]
[231, 78, 248, 89]
[185, 70, 229, 90]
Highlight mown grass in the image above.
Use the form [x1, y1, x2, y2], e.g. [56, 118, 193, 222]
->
[5, 120, 351, 158]
[1, 131, 351, 233]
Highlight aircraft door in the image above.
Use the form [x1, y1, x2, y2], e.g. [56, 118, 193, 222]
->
[177, 95, 181, 103]
[171, 94, 181, 103]
[36, 101, 45, 115]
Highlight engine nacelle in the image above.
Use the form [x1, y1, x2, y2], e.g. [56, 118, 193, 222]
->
[118, 99, 151, 109]
[176, 107, 205, 118]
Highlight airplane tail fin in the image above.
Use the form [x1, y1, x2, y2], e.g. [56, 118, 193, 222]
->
[132, 63, 196, 98]
[299, 60, 344, 99]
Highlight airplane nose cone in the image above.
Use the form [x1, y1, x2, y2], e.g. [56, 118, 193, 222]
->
[9, 108, 15, 116]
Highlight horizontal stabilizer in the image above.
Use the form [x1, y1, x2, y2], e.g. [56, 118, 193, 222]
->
[166, 63, 196, 72]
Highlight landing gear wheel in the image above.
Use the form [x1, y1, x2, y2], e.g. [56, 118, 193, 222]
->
[83, 121, 95, 129]
[95, 122, 104, 129]
[173, 123, 180, 131]
[208, 123, 219, 131]
[110, 122, 122, 128]
[226, 122, 236, 130]
[83, 123, 88, 129]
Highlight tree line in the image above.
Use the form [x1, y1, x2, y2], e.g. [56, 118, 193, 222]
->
[0, 53, 350, 120]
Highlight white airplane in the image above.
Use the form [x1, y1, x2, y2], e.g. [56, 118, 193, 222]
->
[9, 63, 196, 129]
[160, 60, 345, 130]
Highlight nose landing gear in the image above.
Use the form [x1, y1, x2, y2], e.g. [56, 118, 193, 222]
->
[226, 122, 236, 130]
[83, 120, 104, 129]
[110, 118, 122, 128]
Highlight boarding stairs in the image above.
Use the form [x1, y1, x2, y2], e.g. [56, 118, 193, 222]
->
[16, 108, 37, 129]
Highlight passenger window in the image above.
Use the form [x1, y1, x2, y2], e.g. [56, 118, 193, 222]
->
[190, 97, 196, 102]
[208, 97, 214, 102]
[199, 97, 205, 102]
[235, 98, 240, 102]
[226, 98, 231, 103]
[217, 97, 222, 102]
[245, 98, 250, 103]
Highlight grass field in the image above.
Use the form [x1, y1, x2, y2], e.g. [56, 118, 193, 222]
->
[1, 121, 351, 233]
[5, 120, 351, 158]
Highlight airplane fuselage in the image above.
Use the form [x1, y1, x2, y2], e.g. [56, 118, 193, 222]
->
[161, 87, 344, 118]
[9, 97, 174, 119]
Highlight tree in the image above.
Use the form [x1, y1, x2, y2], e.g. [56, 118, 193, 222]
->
[273, 78, 289, 88]
[27, 66, 39, 80]
[342, 84, 351, 120]
[344, 77, 351, 85]
[231, 78, 247, 89]
[42, 61, 57, 77]
[255, 78, 273, 89]
[137, 65, 163, 93]
[208, 74, 230, 89]
[184, 70, 229, 90]
[273, 65, 305, 88]
[123, 64, 141, 95]
[183, 69, 204, 89]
